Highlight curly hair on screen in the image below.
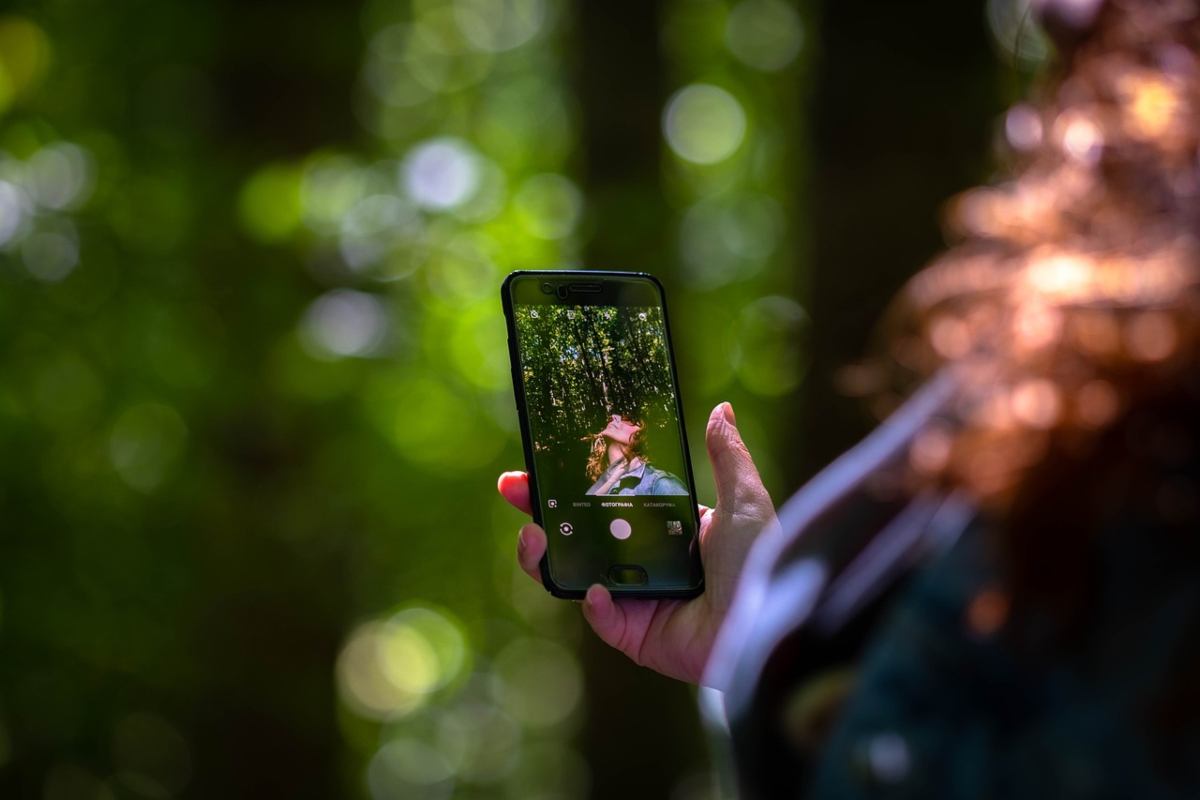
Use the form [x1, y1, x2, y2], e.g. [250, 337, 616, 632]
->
[584, 415, 647, 482]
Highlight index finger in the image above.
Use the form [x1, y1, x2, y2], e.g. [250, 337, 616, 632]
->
[497, 471, 533, 515]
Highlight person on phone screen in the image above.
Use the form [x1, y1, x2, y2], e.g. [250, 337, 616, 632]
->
[584, 413, 689, 496]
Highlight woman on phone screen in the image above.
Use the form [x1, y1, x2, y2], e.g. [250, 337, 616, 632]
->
[584, 413, 689, 496]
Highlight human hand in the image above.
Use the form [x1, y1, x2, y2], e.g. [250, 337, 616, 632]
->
[496, 402, 779, 685]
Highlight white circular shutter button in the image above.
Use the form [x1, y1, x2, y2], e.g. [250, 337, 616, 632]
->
[609, 518, 632, 540]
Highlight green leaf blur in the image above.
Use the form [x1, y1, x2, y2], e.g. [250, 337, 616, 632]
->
[0, 0, 1013, 797]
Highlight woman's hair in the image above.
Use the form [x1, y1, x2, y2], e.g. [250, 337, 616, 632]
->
[584, 412, 646, 482]
[876, 0, 1200, 507]
[862, 0, 1200, 661]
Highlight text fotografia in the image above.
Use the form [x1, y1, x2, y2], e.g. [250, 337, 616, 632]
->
[601, 501, 634, 508]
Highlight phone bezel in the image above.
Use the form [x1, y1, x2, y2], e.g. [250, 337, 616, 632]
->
[501, 269, 706, 599]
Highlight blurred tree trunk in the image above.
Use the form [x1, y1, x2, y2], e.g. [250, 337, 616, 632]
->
[189, 1, 365, 797]
[576, 0, 674, 275]
[799, 0, 1003, 479]
[573, 0, 710, 797]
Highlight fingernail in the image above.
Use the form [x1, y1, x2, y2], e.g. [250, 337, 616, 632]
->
[584, 584, 606, 613]
[517, 528, 528, 552]
[722, 402, 736, 425]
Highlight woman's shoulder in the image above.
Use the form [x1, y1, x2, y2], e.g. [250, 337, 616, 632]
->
[807, 513, 1200, 799]
[642, 465, 687, 494]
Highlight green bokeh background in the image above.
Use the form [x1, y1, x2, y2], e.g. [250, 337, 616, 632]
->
[0, 0, 1020, 797]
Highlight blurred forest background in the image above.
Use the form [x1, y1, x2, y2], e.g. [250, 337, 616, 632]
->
[514, 304, 687, 494]
[0, 0, 1032, 797]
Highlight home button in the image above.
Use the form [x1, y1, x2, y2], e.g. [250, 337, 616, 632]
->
[608, 565, 648, 586]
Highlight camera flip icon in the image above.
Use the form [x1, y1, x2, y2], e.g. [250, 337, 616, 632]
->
[558, 522, 573, 536]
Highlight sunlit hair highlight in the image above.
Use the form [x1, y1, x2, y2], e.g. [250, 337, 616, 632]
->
[861, 0, 1200, 507]
[584, 414, 646, 482]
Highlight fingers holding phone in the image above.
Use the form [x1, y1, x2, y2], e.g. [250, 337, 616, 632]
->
[515, 522, 546, 585]
[497, 399, 778, 685]
[497, 471, 532, 514]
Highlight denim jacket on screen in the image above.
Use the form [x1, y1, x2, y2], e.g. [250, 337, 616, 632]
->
[586, 460, 688, 496]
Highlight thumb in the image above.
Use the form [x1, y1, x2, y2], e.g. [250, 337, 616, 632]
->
[581, 584, 628, 653]
[706, 401, 757, 510]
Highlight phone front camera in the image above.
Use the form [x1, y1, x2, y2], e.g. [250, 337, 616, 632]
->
[541, 282, 554, 295]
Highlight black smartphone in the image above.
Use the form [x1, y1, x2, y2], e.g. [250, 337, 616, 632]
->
[501, 270, 705, 599]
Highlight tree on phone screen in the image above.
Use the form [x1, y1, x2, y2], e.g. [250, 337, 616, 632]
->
[515, 305, 686, 492]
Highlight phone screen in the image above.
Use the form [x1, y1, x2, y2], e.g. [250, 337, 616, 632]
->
[505, 273, 703, 596]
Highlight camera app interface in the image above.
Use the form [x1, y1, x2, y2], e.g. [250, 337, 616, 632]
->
[513, 301, 699, 590]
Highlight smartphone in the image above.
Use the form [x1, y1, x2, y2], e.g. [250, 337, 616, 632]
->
[501, 270, 705, 599]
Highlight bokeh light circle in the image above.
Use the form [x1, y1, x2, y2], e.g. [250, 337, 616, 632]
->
[663, 84, 747, 165]
[680, 192, 783, 288]
[725, 0, 804, 72]
[0, 179, 31, 246]
[300, 289, 389, 359]
[367, 738, 455, 800]
[402, 138, 481, 211]
[21, 228, 78, 282]
[364, 25, 434, 109]
[339, 193, 420, 271]
[513, 173, 582, 240]
[454, 0, 546, 53]
[337, 606, 468, 722]
[238, 163, 304, 243]
[27, 143, 92, 210]
[338, 622, 422, 720]
[302, 155, 370, 235]
[108, 403, 188, 493]
[405, 7, 494, 93]
[436, 701, 521, 782]
[0, 16, 52, 108]
[382, 607, 468, 696]
[489, 637, 582, 728]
